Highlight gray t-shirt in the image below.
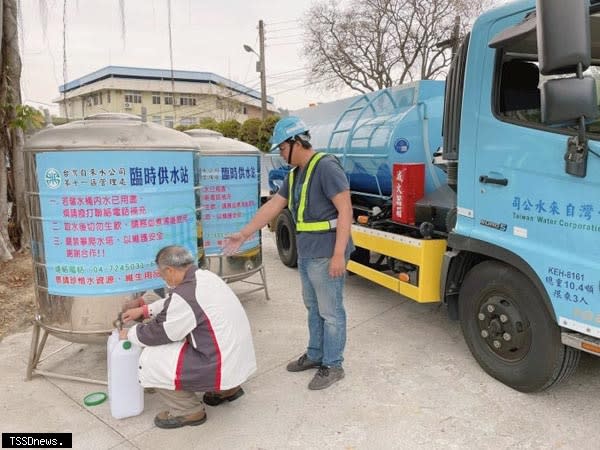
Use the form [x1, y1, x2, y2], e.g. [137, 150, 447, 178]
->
[278, 154, 354, 259]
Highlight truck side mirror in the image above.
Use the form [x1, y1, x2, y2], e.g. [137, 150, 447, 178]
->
[536, 0, 590, 75]
[536, 0, 596, 177]
[541, 77, 598, 125]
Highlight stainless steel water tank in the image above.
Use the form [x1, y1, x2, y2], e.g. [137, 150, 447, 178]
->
[24, 113, 200, 344]
[185, 129, 262, 282]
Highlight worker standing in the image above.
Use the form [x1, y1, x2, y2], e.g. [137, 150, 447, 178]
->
[223, 116, 354, 390]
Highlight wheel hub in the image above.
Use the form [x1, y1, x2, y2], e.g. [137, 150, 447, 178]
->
[477, 295, 530, 360]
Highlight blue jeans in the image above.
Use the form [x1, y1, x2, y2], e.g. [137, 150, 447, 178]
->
[297, 257, 347, 368]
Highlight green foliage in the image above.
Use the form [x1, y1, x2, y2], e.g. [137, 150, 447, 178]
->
[258, 115, 280, 152]
[175, 124, 194, 132]
[197, 117, 220, 131]
[8, 105, 44, 131]
[217, 119, 241, 139]
[172, 115, 279, 150]
[239, 118, 262, 147]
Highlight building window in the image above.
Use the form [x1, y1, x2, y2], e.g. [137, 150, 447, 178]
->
[242, 106, 247, 114]
[179, 95, 197, 106]
[107, 91, 111, 103]
[152, 115, 162, 124]
[99, 93, 103, 105]
[124, 91, 142, 104]
[179, 116, 197, 126]
[164, 95, 173, 105]
[164, 116, 174, 128]
[93, 94, 99, 106]
[152, 92, 161, 105]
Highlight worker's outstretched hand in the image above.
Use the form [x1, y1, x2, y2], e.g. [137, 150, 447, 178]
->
[122, 307, 144, 323]
[222, 232, 246, 256]
[329, 254, 346, 278]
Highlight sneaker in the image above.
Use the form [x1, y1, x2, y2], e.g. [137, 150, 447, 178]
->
[286, 353, 321, 372]
[203, 386, 245, 406]
[154, 410, 207, 429]
[308, 366, 345, 390]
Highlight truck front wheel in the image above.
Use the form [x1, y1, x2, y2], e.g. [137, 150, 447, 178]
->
[459, 260, 579, 392]
[275, 210, 297, 268]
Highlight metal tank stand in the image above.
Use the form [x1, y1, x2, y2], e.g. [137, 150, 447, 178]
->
[26, 318, 107, 385]
[221, 264, 270, 301]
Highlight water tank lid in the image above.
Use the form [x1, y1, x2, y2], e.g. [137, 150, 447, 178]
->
[184, 128, 224, 138]
[122, 340, 132, 350]
[83, 392, 108, 406]
[84, 113, 141, 121]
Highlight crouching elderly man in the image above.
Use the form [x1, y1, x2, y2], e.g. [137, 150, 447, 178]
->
[120, 245, 257, 429]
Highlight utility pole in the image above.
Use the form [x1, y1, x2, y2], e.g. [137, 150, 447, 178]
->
[451, 16, 460, 57]
[435, 15, 461, 59]
[258, 20, 267, 120]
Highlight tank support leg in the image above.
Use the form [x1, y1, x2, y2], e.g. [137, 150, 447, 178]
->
[260, 265, 270, 301]
[26, 322, 43, 380]
[25, 324, 106, 385]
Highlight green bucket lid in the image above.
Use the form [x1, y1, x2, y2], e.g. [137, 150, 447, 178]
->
[83, 392, 107, 407]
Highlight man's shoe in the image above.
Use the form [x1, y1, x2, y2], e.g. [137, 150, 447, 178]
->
[154, 410, 207, 429]
[286, 353, 321, 372]
[203, 386, 245, 406]
[308, 366, 345, 390]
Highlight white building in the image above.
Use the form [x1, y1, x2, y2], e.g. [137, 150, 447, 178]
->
[55, 66, 277, 127]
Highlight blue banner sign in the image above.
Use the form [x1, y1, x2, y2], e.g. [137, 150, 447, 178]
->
[36, 151, 196, 295]
[199, 155, 260, 255]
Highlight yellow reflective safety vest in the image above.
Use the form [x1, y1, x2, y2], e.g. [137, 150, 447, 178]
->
[288, 152, 338, 232]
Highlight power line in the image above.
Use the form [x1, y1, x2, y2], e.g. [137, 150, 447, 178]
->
[270, 75, 338, 96]
[62, 0, 68, 121]
[267, 42, 302, 47]
[24, 99, 57, 107]
[241, 34, 260, 86]
[265, 33, 304, 40]
[264, 19, 297, 26]
[264, 27, 298, 34]
[167, 0, 176, 122]
[267, 67, 308, 77]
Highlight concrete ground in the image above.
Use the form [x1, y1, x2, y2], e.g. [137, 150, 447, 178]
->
[3, 230, 600, 450]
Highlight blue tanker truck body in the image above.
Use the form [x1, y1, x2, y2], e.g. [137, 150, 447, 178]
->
[269, 81, 446, 198]
[297, 80, 446, 196]
[267, 0, 600, 392]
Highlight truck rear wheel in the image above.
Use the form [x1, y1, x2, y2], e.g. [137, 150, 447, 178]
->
[459, 260, 579, 392]
[275, 210, 297, 268]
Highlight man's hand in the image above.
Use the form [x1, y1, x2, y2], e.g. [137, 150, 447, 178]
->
[119, 328, 129, 340]
[222, 232, 247, 256]
[122, 307, 144, 323]
[329, 254, 346, 278]
[122, 296, 145, 312]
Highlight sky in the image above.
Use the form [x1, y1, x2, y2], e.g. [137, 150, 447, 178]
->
[20, 0, 357, 116]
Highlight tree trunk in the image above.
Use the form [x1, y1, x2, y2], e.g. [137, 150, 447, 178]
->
[0, 0, 12, 262]
[0, 137, 14, 261]
[3, 0, 28, 250]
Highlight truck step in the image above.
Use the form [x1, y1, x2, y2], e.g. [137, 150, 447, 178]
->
[561, 331, 600, 356]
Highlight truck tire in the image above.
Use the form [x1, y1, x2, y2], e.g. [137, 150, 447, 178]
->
[275, 210, 297, 268]
[458, 260, 580, 392]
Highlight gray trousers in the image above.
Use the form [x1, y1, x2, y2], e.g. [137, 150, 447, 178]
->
[155, 388, 205, 416]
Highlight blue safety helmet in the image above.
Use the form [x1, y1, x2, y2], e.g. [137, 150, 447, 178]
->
[269, 116, 309, 152]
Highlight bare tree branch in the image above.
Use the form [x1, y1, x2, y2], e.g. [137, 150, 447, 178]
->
[303, 0, 494, 93]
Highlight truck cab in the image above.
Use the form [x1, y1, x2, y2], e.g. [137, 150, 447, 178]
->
[443, 0, 600, 391]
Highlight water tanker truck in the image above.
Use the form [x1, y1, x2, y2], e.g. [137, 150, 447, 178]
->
[267, 0, 600, 392]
